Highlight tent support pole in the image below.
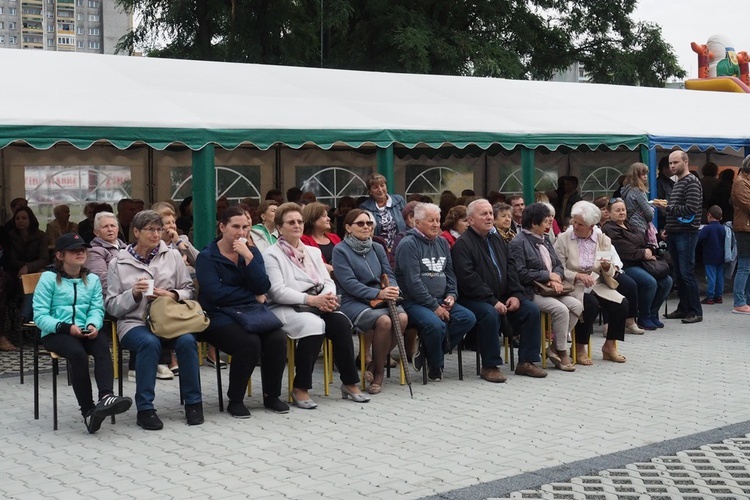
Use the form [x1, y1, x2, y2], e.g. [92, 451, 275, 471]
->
[147, 148, 155, 206]
[192, 145, 216, 250]
[521, 147, 534, 204]
[377, 144, 395, 190]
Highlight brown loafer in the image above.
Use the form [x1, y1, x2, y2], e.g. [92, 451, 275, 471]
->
[515, 362, 548, 378]
[480, 367, 507, 383]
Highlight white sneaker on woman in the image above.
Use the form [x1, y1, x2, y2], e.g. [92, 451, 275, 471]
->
[156, 364, 174, 380]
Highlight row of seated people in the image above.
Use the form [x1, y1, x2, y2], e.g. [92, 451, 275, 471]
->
[31, 190, 669, 434]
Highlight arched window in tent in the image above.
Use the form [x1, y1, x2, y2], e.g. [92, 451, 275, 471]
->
[296, 166, 370, 207]
[170, 165, 261, 204]
[405, 166, 473, 200]
[498, 168, 557, 196]
[580, 166, 624, 201]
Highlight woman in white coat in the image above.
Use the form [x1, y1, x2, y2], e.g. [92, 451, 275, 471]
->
[263, 203, 369, 409]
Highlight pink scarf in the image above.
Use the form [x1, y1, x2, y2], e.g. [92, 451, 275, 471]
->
[277, 237, 320, 285]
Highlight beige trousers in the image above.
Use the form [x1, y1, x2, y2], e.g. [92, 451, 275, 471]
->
[532, 294, 583, 351]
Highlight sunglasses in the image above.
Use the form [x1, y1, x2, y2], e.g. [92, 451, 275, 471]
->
[352, 220, 374, 227]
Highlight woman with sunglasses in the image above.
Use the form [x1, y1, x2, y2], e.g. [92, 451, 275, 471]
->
[264, 203, 368, 408]
[332, 209, 407, 394]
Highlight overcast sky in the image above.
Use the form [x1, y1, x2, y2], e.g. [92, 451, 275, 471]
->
[634, 0, 750, 80]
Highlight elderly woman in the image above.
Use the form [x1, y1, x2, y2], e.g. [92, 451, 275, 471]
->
[440, 205, 468, 248]
[509, 203, 582, 371]
[332, 208, 407, 394]
[493, 203, 516, 243]
[33, 234, 132, 433]
[249, 200, 279, 252]
[46, 204, 78, 243]
[106, 210, 203, 430]
[300, 202, 341, 274]
[359, 173, 407, 251]
[620, 162, 654, 236]
[264, 203, 368, 407]
[554, 201, 629, 364]
[603, 199, 671, 330]
[196, 206, 289, 418]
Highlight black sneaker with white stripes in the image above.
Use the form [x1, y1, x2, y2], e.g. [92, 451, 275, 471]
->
[94, 394, 133, 417]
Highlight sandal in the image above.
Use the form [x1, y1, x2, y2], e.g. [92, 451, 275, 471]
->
[546, 347, 562, 366]
[364, 371, 374, 383]
[602, 349, 626, 363]
[576, 353, 593, 366]
[367, 383, 381, 395]
[0, 337, 17, 351]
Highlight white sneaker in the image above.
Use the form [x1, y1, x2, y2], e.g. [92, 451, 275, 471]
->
[127, 370, 136, 382]
[156, 364, 174, 380]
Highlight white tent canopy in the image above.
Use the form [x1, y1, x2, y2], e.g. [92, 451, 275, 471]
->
[1, 49, 749, 152]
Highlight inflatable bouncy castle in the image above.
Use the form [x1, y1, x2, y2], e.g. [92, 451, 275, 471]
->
[686, 35, 750, 93]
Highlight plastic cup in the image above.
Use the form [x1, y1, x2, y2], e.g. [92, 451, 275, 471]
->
[145, 279, 155, 296]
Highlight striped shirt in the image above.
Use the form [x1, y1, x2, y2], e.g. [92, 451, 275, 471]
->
[665, 173, 702, 233]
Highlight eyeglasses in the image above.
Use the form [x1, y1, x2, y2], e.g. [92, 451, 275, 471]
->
[352, 220, 374, 227]
[609, 197, 624, 204]
[140, 227, 163, 233]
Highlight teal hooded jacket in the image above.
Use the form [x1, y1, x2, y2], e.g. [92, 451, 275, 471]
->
[32, 270, 105, 337]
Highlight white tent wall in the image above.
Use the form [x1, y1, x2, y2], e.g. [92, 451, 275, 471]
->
[395, 154, 484, 198]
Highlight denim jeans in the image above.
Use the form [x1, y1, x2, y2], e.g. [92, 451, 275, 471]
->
[404, 302, 476, 370]
[734, 256, 750, 307]
[121, 326, 202, 411]
[666, 231, 702, 316]
[623, 265, 673, 318]
[704, 264, 724, 299]
[459, 297, 541, 367]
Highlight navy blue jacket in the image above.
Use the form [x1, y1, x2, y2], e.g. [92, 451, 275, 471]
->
[698, 221, 725, 267]
[196, 239, 271, 328]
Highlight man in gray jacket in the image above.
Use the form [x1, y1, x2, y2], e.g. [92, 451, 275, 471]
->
[395, 203, 476, 381]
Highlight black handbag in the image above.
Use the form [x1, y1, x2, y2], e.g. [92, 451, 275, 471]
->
[220, 302, 283, 334]
[641, 258, 670, 279]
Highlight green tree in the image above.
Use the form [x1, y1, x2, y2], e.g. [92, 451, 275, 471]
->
[115, 0, 685, 86]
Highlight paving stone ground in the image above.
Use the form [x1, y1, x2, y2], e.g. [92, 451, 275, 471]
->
[1, 295, 749, 499]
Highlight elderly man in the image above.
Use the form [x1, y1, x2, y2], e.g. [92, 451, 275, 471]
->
[452, 199, 546, 382]
[395, 203, 476, 381]
[654, 150, 703, 324]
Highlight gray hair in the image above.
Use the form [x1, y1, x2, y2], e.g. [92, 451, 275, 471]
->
[543, 202, 556, 218]
[466, 199, 490, 218]
[742, 154, 750, 174]
[132, 210, 162, 231]
[93, 211, 118, 232]
[413, 202, 441, 221]
[570, 200, 601, 227]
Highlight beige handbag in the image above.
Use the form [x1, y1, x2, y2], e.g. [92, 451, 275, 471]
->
[145, 296, 210, 339]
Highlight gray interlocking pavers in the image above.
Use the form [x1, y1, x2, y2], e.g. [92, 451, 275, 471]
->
[4, 298, 750, 499]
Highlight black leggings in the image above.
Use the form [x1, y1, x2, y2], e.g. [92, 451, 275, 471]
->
[202, 322, 286, 402]
[41, 331, 114, 416]
[294, 312, 359, 389]
[576, 293, 628, 345]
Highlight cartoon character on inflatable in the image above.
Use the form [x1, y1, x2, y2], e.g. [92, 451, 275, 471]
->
[687, 35, 749, 93]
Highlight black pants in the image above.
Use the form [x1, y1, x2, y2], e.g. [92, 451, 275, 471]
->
[576, 293, 628, 345]
[202, 322, 286, 402]
[294, 312, 359, 389]
[603, 272, 638, 323]
[41, 331, 114, 416]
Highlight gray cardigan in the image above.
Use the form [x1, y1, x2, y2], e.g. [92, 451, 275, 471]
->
[508, 230, 565, 300]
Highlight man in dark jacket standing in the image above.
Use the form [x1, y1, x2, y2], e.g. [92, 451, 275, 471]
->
[451, 199, 546, 383]
[395, 203, 476, 382]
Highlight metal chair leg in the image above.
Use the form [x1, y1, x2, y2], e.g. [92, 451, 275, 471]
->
[359, 333, 367, 390]
[215, 346, 224, 412]
[52, 357, 59, 431]
[457, 341, 464, 380]
[33, 333, 39, 420]
[287, 339, 295, 403]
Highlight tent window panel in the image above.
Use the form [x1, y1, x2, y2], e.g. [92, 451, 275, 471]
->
[405, 165, 473, 199]
[496, 165, 557, 197]
[297, 166, 370, 208]
[170, 165, 261, 204]
[25, 165, 132, 231]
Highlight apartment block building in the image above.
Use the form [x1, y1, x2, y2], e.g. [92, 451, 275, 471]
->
[0, 0, 131, 54]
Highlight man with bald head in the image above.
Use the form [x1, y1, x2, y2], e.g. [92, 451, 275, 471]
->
[451, 199, 546, 383]
[654, 150, 703, 323]
[395, 203, 476, 382]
